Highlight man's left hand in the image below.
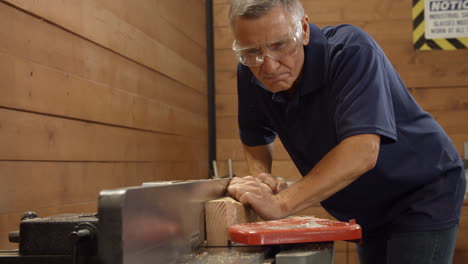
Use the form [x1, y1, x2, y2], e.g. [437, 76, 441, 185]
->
[228, 176, 287, 220]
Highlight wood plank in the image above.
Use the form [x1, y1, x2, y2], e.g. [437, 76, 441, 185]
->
[205, 197, 253, 246]
[215, 71, 237, 95]
[411, 87, 468, 112]
[214, 49, 240, 72]
[0, 108, 208, 162]
[216, 94, 238, 117]
[153, 0, 206, 48]
[348, 247, 360, 264]
[430, 110, 468, 135]
[214, 26, 234, 50]
[411, 49, 468, 65]
[213, 2, 230, 28]
[333, 252, 347, 264]
[2, 0, 206, 92]
[0, 202, 97, 250]
[396, 63, 468, 89]
[334, 241, 348, 254]
[0, 51, 207, 137]
[303, 0, 412, 23]
[216, 115, 239, 139]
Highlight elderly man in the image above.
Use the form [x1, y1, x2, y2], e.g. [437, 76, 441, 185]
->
[226, 0, 466, 263]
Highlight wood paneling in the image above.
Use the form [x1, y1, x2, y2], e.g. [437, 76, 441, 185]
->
[214, 0, 468, 262]
[396, 62, 468, 88]
[0, 2, 206, 114]
[216, 71, 238, 95]
[93, 0, 207, 66]
[0, 52, 206, 137]
[0, 108, 207, 162]
[3, 0, 206, 92]
[0, 0, 208, 250]
[0, 161, 205, 214]
[411, 87, 468, 112]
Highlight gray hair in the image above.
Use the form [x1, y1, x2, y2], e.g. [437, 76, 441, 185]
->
[229, 0, 305, 28]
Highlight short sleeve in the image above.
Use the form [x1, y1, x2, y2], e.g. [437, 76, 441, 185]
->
[331, 44, 397, 143]
[237, 65, 277, 146]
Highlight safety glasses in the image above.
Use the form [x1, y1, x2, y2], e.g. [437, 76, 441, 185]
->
[232, 21, 303, 67]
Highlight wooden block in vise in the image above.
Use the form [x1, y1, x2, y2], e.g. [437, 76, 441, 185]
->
[205, 197, 257, 246]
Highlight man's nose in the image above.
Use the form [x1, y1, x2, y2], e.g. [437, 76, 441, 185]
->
[260, 55, 280, 74]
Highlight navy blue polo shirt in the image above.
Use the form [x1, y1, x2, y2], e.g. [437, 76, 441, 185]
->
[237, 23, 466, 238]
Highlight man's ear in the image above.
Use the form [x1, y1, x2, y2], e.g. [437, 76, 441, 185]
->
[302, 15, 310, 46]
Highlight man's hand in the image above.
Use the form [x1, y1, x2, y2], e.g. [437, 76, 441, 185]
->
[227, 176, 287, 220]
[256, 173, 288, 193]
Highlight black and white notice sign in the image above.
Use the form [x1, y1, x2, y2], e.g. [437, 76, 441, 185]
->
[425, 0, 468, 39]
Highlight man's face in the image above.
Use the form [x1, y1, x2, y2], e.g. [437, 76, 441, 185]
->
[233, 6, 309, 93]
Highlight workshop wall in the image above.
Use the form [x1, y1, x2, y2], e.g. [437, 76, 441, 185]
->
[0, 0, 208, 249]
[213, 0, 468, 263]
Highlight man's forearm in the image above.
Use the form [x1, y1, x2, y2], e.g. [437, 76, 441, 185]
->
[276, 134, 380, 218]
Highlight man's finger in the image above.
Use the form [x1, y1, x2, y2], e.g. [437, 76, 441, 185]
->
[256, 173, 277, 191]
[276, 178, 288, 192]
[238, 191, 252, 205]
[228, 180, 261, 201]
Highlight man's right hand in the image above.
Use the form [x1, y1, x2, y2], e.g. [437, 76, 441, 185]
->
[256, 173, 288, 194]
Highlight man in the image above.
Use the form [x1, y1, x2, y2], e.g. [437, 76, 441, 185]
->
[226, 0, 466, 263]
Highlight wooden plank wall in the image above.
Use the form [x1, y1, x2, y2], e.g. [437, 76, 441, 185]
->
[0, 0, 208, 249]
[213, 0, 468, 263]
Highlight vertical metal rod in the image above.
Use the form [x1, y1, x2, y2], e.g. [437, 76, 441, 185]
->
[212, 160, 218, 179]
[228, 159, 233, 178]
[206, 0, 217, 177]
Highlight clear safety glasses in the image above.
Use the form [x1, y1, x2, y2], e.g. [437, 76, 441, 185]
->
[232, 21, 303, 67]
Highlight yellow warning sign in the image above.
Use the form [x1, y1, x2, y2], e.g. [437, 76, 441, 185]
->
[413, 0, 468, 50]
